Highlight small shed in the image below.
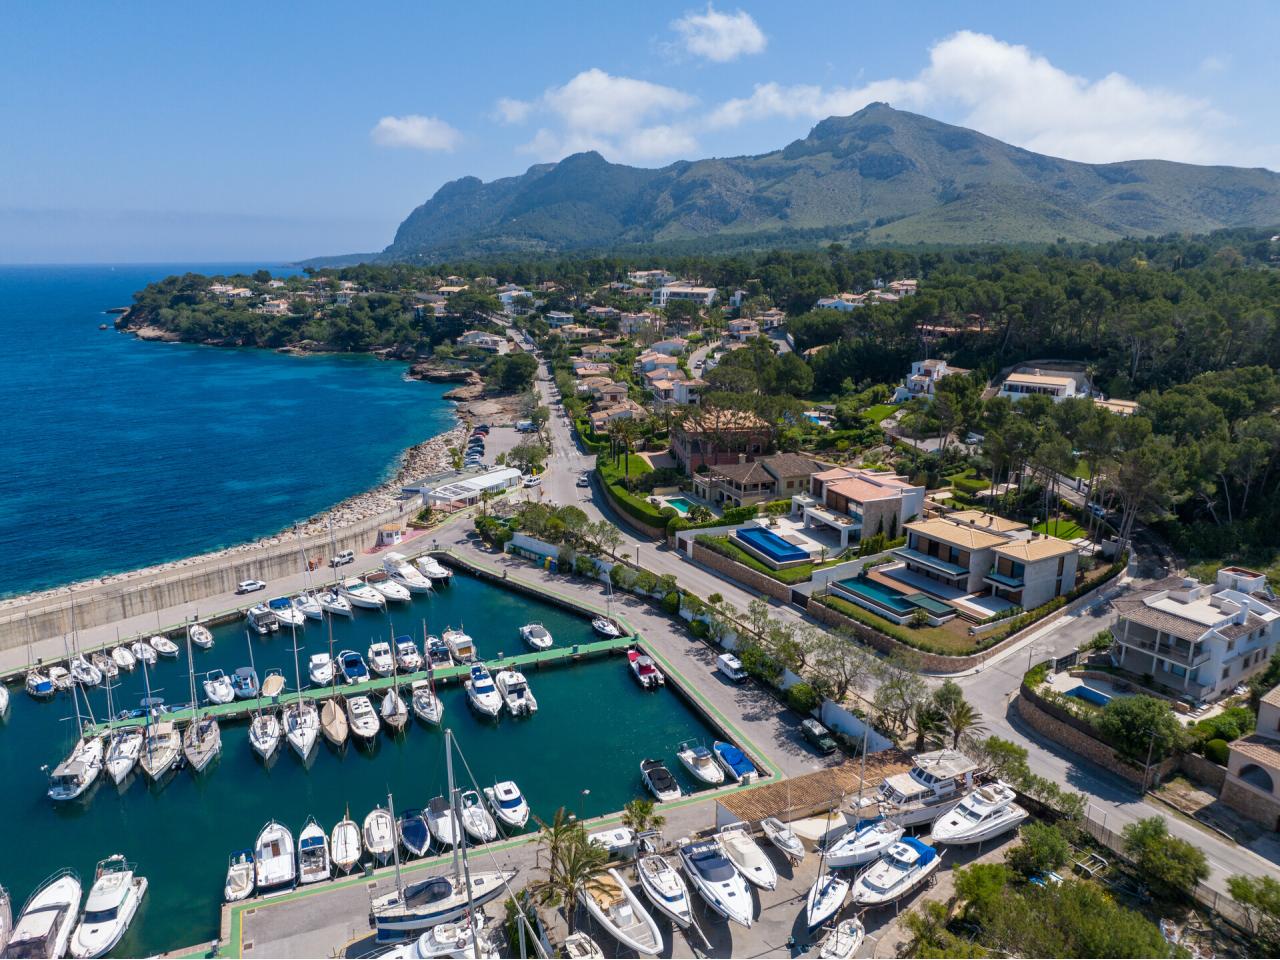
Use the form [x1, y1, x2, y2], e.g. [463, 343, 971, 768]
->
[377, 524, 403, 547]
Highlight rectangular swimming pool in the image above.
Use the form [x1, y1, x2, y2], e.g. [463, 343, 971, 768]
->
[834, 576, 915, 614]
[1066, 684, 1111, 707]
[734, 526, 810, 565]
[665, 497, 694, 514]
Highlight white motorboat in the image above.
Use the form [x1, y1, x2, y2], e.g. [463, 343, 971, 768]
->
[370, 869, 513, 940]
[930, 781, 1028, 845]
[411, 680, 444, 725]
[111, 646, 136, 672]
[562, 933, 604, 958]
[293, 593, 324, 621]
[245, 605, 278, 636]
[465, 664, 502, 717]
[48, 736, 104, 801]
[297, 817, 331, 885]
[367, 641, 395, 677]
[104, 729, 143, 785]
[850, 838, 942, 907]
[224, 849, 255, 902]
[395, 636, 424, 673]
[592, 616, 623, 638]
[442, 628, 476, 663]
[805, 871, 850, 930]
[483, 781, 529, 830]
[182, 715, 222, 774]
[761, 817, 806, 863]
[150, 635, 179, 657]
[0, 684, 7, 716]
[818, 918, 866, 960]
[70, 654, 102, 687]
[677, 741, 725, 786]
[368, 575, 411, 604]
[871, 748, 978, 827]
[188, 622, 215, 649]
[426, 795, 461, 849]
[321, 697, 348, 747]
[316, 589, 353, 617]
[284, 700, 320, 760]
[636, 855, 693, 928]
[381, 687, 409, 734]
[718, 822, 777, 890]
[713, 740, 758, 783]
[415, 555, 453, 580]
[459, 790, 498, 844]
[139, 720, 181, 782]
[26, 668, 55, 699]
[346, 695, 380, 741]
[340, 577, 385, 610]
[203, 669, 235, 704]
[331, 814, 362, 873]
[69, 855, 146, 959]
[254, 820, 297, 890]
[823, 817, 905, 869]
[249, 711, 282, 761]
[519, 622, 552, 650]
[260, 670, 286, 699]
[494, 668, 537, 716]
[269, 596, 307, 629]
[640, 759, 681, 802]
[7, 870, 81, 960]
[578, 868, 663, 956]
[307, 653, 334, 687]
[678, 838, 752, 928]
[363, 807, 396, 864]
[380, 914, 495, 959]
[628, 650, 664, 689]
[129, 641, 157, 666]
[383, 552, 434, 593]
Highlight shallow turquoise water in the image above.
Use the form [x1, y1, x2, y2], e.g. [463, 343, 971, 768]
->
[0, 574, 720, 956]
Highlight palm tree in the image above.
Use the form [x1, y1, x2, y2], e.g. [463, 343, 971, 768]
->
[940, 696, 986, 749]
[621, 797, 665, 835]
[911, 701, 945, 752]
[529, 807, 610, 935]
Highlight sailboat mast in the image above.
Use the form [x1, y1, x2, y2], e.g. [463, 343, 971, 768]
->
[290, 619, 303, 699]
[447, 730, 479, 922]
[445, 729, 460, 878]
[387, 791, 404, 898]
[187, 627, 199, 719]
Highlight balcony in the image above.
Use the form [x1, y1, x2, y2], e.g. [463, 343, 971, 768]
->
[1121, 636, 1211, 668]
[894, 546, 969, 579]
[985, 568, 1025, 590]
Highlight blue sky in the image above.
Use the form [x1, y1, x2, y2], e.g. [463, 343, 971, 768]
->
[3, 1, 1276, 262]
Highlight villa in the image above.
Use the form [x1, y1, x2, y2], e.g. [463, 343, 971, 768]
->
[997, 368, 1090, 402]
[727, 318, 760, 341]
[1222, 683, 1280, 829]
[650, 337, 689, 355]
[256, 298, 290, 316]
[892, 358, 968, 402]
[814, 293, 867, 312]
[571, 360, 612, 378]
[457, 330, 507, 352]
[627, 269, 677, 287]
[620, 311, 663, 335]
[589, 399, 646, 433]
[671, 408, 771, 472]
[556, 323, 597, 341]
[692, 453, 829, 509]
[790, 467, 925, 548]
[1094, 397, 1139, 416]
[545, 311, 576, 327]
[635, 351, 681, 374]
[652, 281, 717, 308]
[578, 343, 617, 360]
[586, 305, 621, 322]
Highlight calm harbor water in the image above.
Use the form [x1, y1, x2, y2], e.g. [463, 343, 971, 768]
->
[0, 263, 456, 597]
[0, 574, 721, 956]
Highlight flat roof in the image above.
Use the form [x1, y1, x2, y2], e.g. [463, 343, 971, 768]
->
[947, 510, 1025, 532]
[1004, 372, 1076, 387]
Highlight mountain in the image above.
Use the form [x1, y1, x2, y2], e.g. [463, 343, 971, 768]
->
[381, 103, 1280, 260]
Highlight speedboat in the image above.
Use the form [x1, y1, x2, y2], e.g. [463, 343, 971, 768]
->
[578, 868, 663, 956]
[7, 870, 81, 960]
[316, 589, 353, 617]
[338, 650, 369, 684]
[871, 748, 978, 827]
[340, 577, 385, 610]
[0, 683, 7, 716]
[254, 820, 297, 890]
[640, 759, 680, 803]
[678, 838, 752, 927]
[442, 627, 476, 663]
[636, 855, 693, 928]
[369, 575, 411, 604]
[426, 795, 461, 849]
[26, 668, 55, 700]
[268, 596, 307, 629]
[930, 781, 1028, 845]
[713, 741, 758, 783]
[411, 680, 444, 725]
[427, 636, 453, 668]
[91, 652, 118, 682]
[562, 933, 605, 958]
[592, 616, 623, 638]
[346, 696, 380, 741]
[104, 728, 144, 785]
[850, 838, 942, 907]
[331, 815, 362, 873]
[460, 790, 498, 844]
[363, 807, 396, 864]
[718, 822, 777, 890]
[249, 711, 281, 760]
[370, 869, 514, 940]
[494, 669, 537, 716]
[48, 737, 104, 801]
[232, 666, 260, 699]
[320, 697, 348, 747]
[415, 555, 453, 580]
[284, 700, 320, 760]
[519, 622, 552, 650]
[465, 664, 502, 717]
[761, 817, 806, 864]
[805, 871, 849, 929]
[677, 742, 725, 785]
[182, 715, 222, 774]
[484, 781, 529, 830]
[307, 653, 334, 686]
[70, 655, 102, 687]
[628, 650, 664, 689]
[383, 552, 434, 593]
[224, 850, 255, 902]
[138, 721, 181, 782]
[297, 817, 331, 885]
[818, 918, 866, 960]
[129, 640, 157, 666]
[823, 817, 905, 869]
[111, 645, 137, 672]
[150, 635, 179, 658]
[203, 669, 236, 704]
[395, 636, 424, 672]
[69, 855, 146, 959]
[245, 605, 278, 636]
[367, 641, 395, 677]
[381, 687, 409, 734]
[293, 593, 324, 621]
[188, 622, 215, 649]
[399, 809, 431, 858]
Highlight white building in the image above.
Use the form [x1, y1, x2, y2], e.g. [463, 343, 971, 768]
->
[652, 282, 717, 308]
[998, 368, 1088, 402]
[893, 359, 968, 402]
[410, 467, 523, 508]
[457, 330, 507, 353]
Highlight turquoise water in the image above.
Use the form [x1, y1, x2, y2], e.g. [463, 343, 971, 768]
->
[833, 576, 916, 614]
[664, 497, 693, 514]
[0, 574, 722, 956]
[0, 264, 456, 597]
[734, 526, 810, 564]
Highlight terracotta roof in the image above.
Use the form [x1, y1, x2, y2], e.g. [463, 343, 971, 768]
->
[827, 476, 906, 504]
[1260, 684, 1280, 710]
[906, 517, 1007, 550]
[709, 461, 772, 484]
[717, 753, 912, 823]
[994, 537, 1078, 562]
[948, 510, 1026, 533]
[1005, 372, 1075, 388]
[1231, 735, 1280, 770]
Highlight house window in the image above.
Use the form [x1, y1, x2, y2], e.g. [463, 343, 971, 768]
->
[1170, 664, 1187, 678]
[1222, 667, 1230, 680]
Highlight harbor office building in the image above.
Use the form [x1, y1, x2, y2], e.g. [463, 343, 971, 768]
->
[404, 467, 522, 510]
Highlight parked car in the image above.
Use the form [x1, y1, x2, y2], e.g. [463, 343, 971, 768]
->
[800, 718, 837, 754]
[1087, 503, 1108, 519]
[235, 579, 267, 594]
[576, 474, 591, 488]
[522, 475, 542, 487]
[330, 550, 355, 567]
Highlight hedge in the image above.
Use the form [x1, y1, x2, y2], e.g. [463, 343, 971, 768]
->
[667, 503, 759, 535]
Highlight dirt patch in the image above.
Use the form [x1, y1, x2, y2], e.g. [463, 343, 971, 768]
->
[1156, 775, 1264, 843]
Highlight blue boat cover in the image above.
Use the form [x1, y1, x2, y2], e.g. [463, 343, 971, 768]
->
[713, 741, 756, 777]
[901, 835, 937, 864]
[852, 815, 884, 832]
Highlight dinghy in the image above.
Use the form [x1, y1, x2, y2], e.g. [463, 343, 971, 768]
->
[224, 850, 255, 902]
[330, 814, 362, 873]
[69, 855, 147, 959]
[188, 622, 215, 649]
[483, 781, 529, 830]
[636, 854, 693, 928]
[578, 868, 663, 956]
[254, 820, 297, 890]
[231, 666, 259, 700]
[718, 822, 777, 890]
[297, 817, 331, 885]
[363, 807, 396, 865]
[679, 838, 752, 927]
[203, 669, 235, 704]
[761, 817, 806, 864]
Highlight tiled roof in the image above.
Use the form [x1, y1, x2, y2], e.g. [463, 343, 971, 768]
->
[718, 753, 912, 823]
[906, 517, 1007, 550]
[993, 537, 1077, 562]
[1231, 735, 1280, 770]
[1260, 684, 1280, 709]
[760, 453, 827, 478]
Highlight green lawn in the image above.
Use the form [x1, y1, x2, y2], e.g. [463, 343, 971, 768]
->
[1072, 459, 1092, 480]
[862, 404, 898, 423]
[1032, 517, 1086, 540]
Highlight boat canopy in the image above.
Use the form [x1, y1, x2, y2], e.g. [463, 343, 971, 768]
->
[899, 835, 937, 864]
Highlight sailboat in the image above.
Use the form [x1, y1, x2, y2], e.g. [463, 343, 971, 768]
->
[291, 524, 326, 621]
[283, 622, 319, 762]
[804, 805, 849, 930]
[319, 612, 348, 748]
[245, 632, 280, 761]
[331, 809, 363, 873]
[91, 650, 118, 682]
[381, 685, 409, 734]
[100, 675, 143, 786]
[182, 630, 222, 774]
[128, 639, 156, 666]
[410, 621, 444, 725]
[47, 685, 103, 802]
[111, 644, 136, 672]
[138, 659, 180, 783]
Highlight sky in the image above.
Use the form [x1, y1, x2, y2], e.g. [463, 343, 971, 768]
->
[2, 0, 1277, 263]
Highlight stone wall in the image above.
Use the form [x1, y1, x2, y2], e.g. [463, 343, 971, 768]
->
[1178, 751, 1228, 791]
[1221, 777, 1280, 830]
[596, 481, 670, 539]
[690, 541, 792, 602]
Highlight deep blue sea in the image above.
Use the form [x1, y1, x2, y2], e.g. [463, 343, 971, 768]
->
[0, 264, 455, 597]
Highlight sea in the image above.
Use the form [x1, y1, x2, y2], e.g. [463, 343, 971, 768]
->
[0, 264, 457, 598]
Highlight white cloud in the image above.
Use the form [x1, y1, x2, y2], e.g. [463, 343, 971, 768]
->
[495, 97, 533, 124]
[370, 114, 461, 152]
[671, 5, 766, 62]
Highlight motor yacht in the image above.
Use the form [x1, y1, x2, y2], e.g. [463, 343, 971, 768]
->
[297, 817, 331, 885]
[465, 665, 502, 717]
[640, 759, 681, 803]
[713, 741, 757, 783]
[678, 838, 752, 927]
[398, 809, 431, 858]
[307, 654, 334, 687]
[442, 628, 476, 663]
[69, 855, 146, 959]
[677, 742, 725, 786]
[578, 868, 663, 956]
[483, 781, 529, 830]
[368, 575, 410, 604]
[636, 855, 692, 928]
[48, 736, 104, 801]
[426, 795, 461, 849]
[415, 555, 453, 580]
[346, 696, 380, 742]
[519, 622, 552, 651]
[870, 748, 978, 827]
[254, 820, 297, 891]
[245, 605, 279, 636]
[6, 870, 82, 960]
[930, 781, 1028, 845]
[340, 577, 385, 610]
[268, 596, 307, 629]
[718, 822, 777, 890]
[494, 669, 537, 716]
[367, 641, 395, 677]
[395, 636, 424, 673]
[383, 552, 434, 593]
[849, 838, 942, 907]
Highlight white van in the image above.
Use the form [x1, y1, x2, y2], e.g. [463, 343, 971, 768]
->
[717, 653, 747, 682]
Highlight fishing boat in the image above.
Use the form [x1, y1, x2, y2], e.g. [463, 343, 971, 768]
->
[818, 918, 866, 960]
[415, 555, 452, 580]
[260, 669, 286, 699]
[6, 870, 81, 960]
[494, 668, 537, 716]
[460, 790, 498, 844]
[519, 622, 552, 650]
[483, 781, 529, 830]
[307, 654, 334, 686]
[183, 631, 222, 774]
[426, 795, 461, 849]
[383, 552, 434, 593]
[254, 820, 297, 890]
[68, 854, 147, 959]
[718, 822, 777, 890]
[442, 627, 476, 663]
[368, 574, 411, 604]
[293, 593, 324, 621]
[139, 719, 181, 782]
[48, 736, 104, 802]
[268, 596, 307, 629]
[465, 664, 502, 717]
[341, 577, 386, 610]
[315, 589, 353, 617]
[870, 748, 978, 827]
[713, 741, 757, 783]
[70, 654, 102, 687]
[640, 759, 681, 802]
[398, 809, 431, 858]
[246, 604, 278, 636]
[395, 636, 424, 673]
[203, 669, 235, 704]
[150, 635, 180, 658]
[321, 697, 349, 747]
[761, 817, 806, 864]
[231, 667, 260, 699]
[90, 651, 118, 682]
[129, 640, 156, 666]
[249, 710, 281, 761]
[677, 741, 725, 785]
[297, 817, 331, 885]
[188, 622, 215, 650]
[26, 667, 55, 700]
[111, 646, 136, 672]
[347, 695, 380, 742]
[224, 850, 255, 902]
[411, 680, 444, 725]
[330, 813, 362, 873]
[823, 817, 905, 869]
[364, 806, 396, 865]
[850, 838, 942, 907]
[930, 781, 1028, 845]
[367, 641, 395, 677]
[592, 616, 623, 638]
[578, 868, 663, 956]
[338, 650, 369, 684]
[805, 870, 850, 930]
[381, 686, 409, 733]
[104, 727, 143, 786]
[636, 855, 693, 928]
[627, 650, 665, 689]
[678, 838, 752, 927]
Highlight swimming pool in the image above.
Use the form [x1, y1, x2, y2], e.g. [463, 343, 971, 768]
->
[830, 576, 956, 624]
[665, 496, 694, 514]
[834, 576, 915, 614]
[1066, 684, 1111, 707]
[734, 526, 811, 566]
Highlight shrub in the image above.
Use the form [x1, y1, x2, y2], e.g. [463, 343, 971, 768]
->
[1122, 816, 1209, 903]
[1024, 662, 1051, 687]
[1005, 821, 1070, 878]
[1096, 695, 1186, 764]
[689, 619, 709, 639]
[573, 555, 596, 578]
[1192, 705, 1255, 745]
[1204, 738, 1230, 765]
[661, 591, 681, 615]
[786, 681, 821, 714]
